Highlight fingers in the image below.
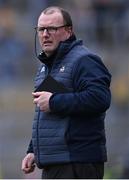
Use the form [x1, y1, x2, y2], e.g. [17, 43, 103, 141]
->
[23, 164, 35, 174]
[22, 166, 35, 174]
[32, 92, 42, 105]
[22, 154, 35, 174]
[33, 97, 39, 104]
[22, 157, 29, 173]
[32, 91, 52, 112]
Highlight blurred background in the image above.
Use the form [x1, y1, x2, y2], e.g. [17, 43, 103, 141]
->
[0, 0, 129, 179]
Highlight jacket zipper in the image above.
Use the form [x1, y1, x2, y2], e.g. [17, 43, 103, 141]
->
[36, 64, 50, 166]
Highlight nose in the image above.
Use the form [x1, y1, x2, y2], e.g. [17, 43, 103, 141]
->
[42, 29, 49, 36]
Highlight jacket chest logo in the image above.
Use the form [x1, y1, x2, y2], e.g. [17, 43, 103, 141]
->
[40, 66, 45, 73]
[59, 66, 65, 72]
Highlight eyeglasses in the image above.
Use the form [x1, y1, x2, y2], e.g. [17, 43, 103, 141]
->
[35, 25, 68, 34]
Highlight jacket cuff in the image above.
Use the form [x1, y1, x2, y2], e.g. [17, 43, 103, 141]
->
[27, 140, 34, 154]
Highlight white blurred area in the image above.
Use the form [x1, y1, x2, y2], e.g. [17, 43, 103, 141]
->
[0, 0, 129, 178]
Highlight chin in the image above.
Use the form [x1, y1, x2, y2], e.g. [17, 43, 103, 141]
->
[44, 50, 53, 56]
[44, 47, 56, 54]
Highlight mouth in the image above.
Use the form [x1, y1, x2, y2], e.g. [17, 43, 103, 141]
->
[43, 41, 52, 46]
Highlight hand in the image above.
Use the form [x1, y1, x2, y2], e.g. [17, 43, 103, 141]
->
[21, 153, 35, 174]
[32, 91, 53, 112]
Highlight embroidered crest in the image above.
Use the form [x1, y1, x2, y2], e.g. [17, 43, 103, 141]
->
[59, 66, 65, 72]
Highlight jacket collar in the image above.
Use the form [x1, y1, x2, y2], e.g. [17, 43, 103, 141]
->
[38, 35, 82, 66]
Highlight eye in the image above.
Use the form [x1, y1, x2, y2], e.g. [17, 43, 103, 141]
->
[47, 27, 57, 32]
[38, 27, 45, 31]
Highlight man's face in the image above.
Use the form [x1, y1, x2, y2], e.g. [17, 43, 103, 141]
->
[37, 12, 72, 56]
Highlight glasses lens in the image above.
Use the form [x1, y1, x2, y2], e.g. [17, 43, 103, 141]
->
[37, 27, 45, 32]
[35, 27, 56, 34]
[47, 27, 56, 34]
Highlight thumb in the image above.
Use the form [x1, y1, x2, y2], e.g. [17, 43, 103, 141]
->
[32, 92, 43, 97]
[28, 158, 34, 168]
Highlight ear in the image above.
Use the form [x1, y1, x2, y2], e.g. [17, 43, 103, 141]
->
[67, 26, 73, 34]
[66, 26, 73, 37]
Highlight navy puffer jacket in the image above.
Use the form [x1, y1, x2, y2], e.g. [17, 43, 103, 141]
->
[28, 36, 111, 168]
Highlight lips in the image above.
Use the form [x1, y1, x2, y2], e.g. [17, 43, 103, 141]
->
[43, 41, 52, 46]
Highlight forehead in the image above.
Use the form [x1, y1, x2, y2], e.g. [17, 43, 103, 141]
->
[38, 12, 64, 26]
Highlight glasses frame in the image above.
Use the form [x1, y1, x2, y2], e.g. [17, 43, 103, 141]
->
[35, 25, 68, 34]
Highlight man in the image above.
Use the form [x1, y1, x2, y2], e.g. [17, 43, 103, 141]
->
[22, 6, 111, 179]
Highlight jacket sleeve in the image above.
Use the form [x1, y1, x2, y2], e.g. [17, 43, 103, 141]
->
[27, 140, 34, 154]
[49, 55, 111, 115]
